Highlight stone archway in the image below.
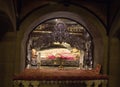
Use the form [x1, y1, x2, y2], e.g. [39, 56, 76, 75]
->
[18, 4, 107, 72]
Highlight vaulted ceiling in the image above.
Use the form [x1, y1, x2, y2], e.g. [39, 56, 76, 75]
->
[0, 0, 120, 39]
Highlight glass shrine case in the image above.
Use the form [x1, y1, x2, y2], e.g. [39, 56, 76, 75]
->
[26, 18, 93, 69]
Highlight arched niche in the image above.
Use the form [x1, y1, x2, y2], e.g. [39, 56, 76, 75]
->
[26, 18, 93, 69]
[18, 4, 107, 72]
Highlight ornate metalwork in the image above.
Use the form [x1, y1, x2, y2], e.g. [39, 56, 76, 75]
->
[32, 20, 87, 50]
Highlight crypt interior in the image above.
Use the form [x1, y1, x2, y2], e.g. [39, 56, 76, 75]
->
[0, 0, 120, 87]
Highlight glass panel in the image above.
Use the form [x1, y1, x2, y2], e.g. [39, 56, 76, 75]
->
[26, 18, 93, 69]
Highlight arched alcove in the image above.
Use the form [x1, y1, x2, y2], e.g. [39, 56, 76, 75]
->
[18, 4, 107, 72]
[26, 18, 93, 69]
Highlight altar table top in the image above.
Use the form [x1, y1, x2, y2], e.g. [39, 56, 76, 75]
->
[13, 68, 108, 81]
